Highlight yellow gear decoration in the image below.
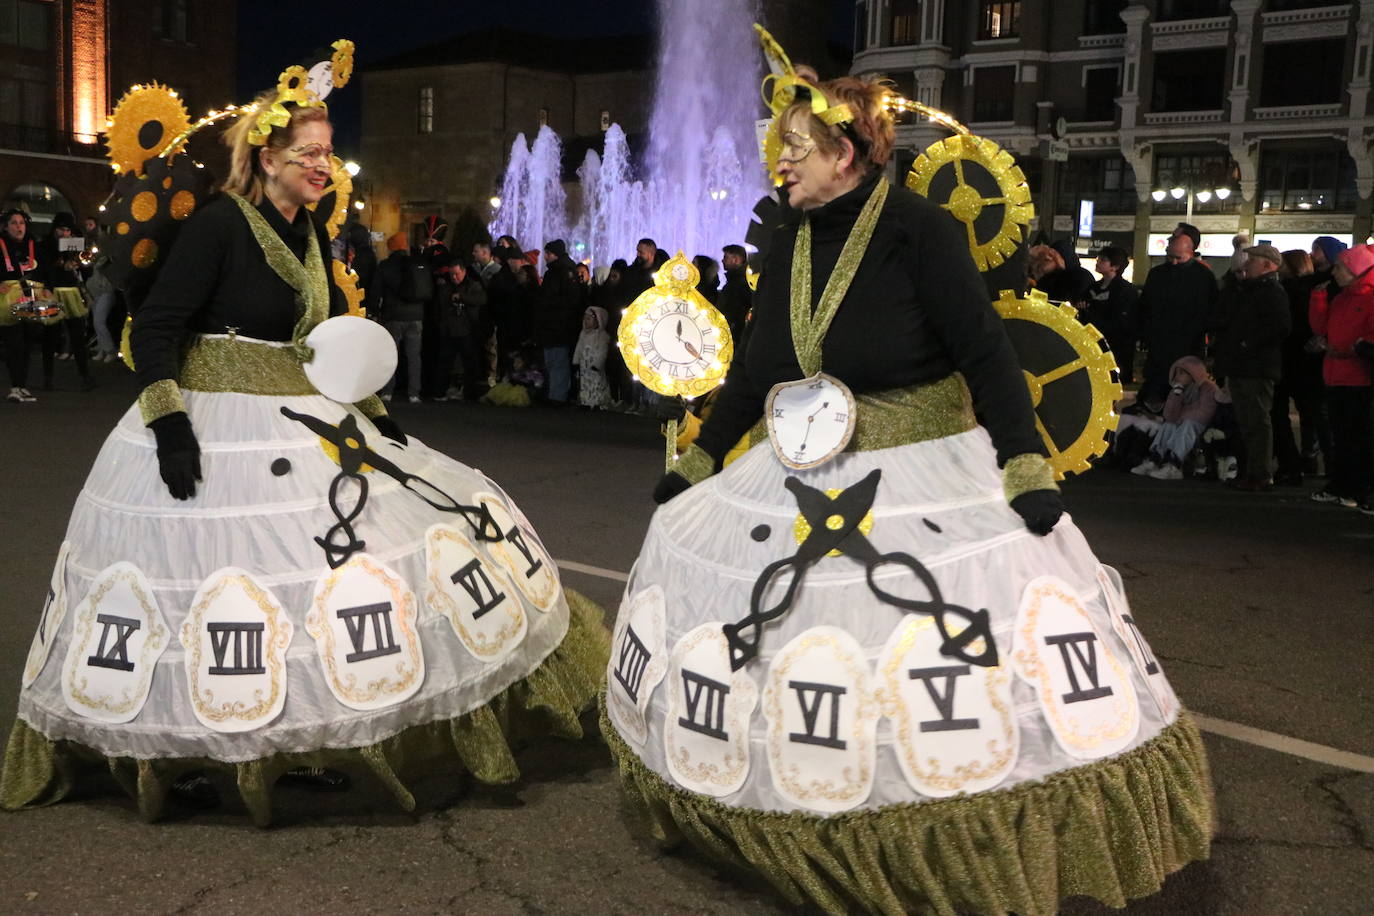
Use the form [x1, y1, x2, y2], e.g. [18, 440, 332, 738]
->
[619, 251, 734, 399]
[993, 289, 1122, 480]
[331, 39, 355, 87]
[105, 84, 192, 176]
[333, 259, 365, 316]
[306, 155, 352, 241]
[906, 134, 1034, 271]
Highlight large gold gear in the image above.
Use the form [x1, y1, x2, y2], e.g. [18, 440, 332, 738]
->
[906, 134, 1034, 271]
[307, 155, 352, 241]
[993, 289, 1122, 480]
[105, 83, 192, 176]
[333, 260, 365, 316]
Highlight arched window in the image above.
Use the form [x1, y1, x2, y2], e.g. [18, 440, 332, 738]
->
[3, 182, 76, 231]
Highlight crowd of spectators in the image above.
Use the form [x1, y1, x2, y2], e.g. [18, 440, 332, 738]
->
[1028, 223, 1374, 514]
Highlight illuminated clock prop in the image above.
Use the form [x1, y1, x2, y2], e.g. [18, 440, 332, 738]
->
[618, 251, 734, 399]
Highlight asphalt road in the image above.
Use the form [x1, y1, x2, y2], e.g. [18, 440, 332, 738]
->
[0, 363, 1371, 915]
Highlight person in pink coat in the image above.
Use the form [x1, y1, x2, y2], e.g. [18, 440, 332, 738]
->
[1308, 244, 1374, 511]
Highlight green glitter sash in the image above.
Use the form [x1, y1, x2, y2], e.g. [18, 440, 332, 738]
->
[789, 178, 888, 377]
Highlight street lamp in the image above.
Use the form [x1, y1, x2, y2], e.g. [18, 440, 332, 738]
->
[343, 160, 361, 177]
[489, 196, 502, 210]
[1151, 184, 1235, 220]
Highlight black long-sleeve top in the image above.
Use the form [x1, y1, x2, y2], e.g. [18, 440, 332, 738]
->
[693, 172, 1043, 467]
[131, 194, 344, 392]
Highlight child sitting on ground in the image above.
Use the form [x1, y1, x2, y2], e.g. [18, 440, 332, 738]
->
[1131, 355, 1220, 479]
[481, 348, 545, 408]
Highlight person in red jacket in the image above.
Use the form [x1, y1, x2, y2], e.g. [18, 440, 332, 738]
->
[1308, 244, 1374, 511]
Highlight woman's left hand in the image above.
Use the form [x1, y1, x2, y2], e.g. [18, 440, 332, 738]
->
[1010, 489, 1063, 536]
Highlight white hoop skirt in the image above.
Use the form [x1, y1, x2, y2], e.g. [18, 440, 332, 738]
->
[602, 428, 1212, 915]
[5, 390, 609, 823]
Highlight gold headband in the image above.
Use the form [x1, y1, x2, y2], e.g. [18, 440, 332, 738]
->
[247, 39, 354, 147]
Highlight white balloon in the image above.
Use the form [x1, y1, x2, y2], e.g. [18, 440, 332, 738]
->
[302, 316, 397, 403]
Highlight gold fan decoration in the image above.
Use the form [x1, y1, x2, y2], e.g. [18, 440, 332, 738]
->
[993, 289, 1122, 479]
[906, 134, 1034, 271]
[105, 83, 192, 176]
[307, 155, 353, 241]
[333, 260, 365, 316]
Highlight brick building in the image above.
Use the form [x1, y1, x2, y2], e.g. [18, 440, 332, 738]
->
[0, 0, 236, 231]
[851, 0, 1374, 271]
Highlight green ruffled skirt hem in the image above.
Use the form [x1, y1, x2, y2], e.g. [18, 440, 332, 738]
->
[0, 589, 610, 826]
[601, 699, 1214, 916]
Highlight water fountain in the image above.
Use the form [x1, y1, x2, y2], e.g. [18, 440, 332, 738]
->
[490, 0, 766, 267]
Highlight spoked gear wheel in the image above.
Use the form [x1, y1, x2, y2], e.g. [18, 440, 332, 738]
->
[993, 289, 1122, 479]
[307, 155, 353, 241]
[906, 135, 1033, 271]
[105, 83, 192, 176]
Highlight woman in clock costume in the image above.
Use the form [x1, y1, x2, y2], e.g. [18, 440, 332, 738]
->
[600, 61, 1213, 915]
[2, 51, 608, 825]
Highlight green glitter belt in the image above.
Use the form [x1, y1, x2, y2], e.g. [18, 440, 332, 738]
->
[748, 373, 977, 453]
[179, 334, 318, 396]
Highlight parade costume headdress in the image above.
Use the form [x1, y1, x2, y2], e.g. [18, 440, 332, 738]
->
[100, 40, 358, 311]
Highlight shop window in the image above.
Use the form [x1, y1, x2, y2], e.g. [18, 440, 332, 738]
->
[1151, 49, 1227, 112]
[1260, 40, 1344, 108]
[978, 1, 1019, 40]
[1259, 147, 1358, 213]
[1083, 0, 1127, 34]
[1055, 156, 1137, 216]
[972, 66, 1015, 122]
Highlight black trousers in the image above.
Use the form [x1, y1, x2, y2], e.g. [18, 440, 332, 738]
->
[1326, 385, 1373, 500]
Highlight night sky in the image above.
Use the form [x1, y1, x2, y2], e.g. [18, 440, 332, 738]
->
[235, 0, 855, 155]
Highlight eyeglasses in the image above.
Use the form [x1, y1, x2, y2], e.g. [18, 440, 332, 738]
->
[777, 130, 818, 166]
[285, 144, 334, 167]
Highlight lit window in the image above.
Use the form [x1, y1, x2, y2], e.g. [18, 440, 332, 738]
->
[979, 1, 1020, 40]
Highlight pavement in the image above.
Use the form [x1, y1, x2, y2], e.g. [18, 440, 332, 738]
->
[0, 362, 1371, 915]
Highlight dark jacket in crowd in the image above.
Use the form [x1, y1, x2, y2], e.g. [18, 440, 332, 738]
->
[1039, 241, 1094, 304]
[535, 247, 583, 348]
[1210, 272, 1291, 381]
[621, 249, 667, 304]
[1137, 256, 1219, 401]
[718, 266, 753, 346]
[1081, 274, 1138, 358]
[346, 224, 379, 314]
[438, 271, 488, 338]
[1280, 273, 1324, 388]
[376, 249, 427, 323]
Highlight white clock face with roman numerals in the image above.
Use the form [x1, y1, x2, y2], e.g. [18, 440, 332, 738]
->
[765, 373, 857, 470]
[637, 297, 722, 381]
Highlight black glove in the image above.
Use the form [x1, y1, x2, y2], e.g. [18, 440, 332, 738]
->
[1010, 489, 1063, 536]
[653, 471, 692, 504]
[1354, 338, 1374, 362]
[150, 412, 201, 501]
[371, 414, 408, 445]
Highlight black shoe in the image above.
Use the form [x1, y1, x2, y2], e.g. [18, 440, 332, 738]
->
[170, 772, 221, 808]
[278, 766, 351, 791]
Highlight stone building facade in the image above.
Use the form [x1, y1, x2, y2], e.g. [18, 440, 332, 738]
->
[851, 0, 1374, 270]
[0, 0, 236, 229]
[359, 30, 652, 243]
